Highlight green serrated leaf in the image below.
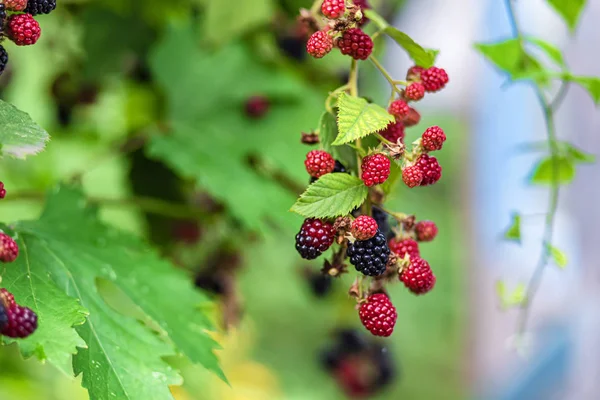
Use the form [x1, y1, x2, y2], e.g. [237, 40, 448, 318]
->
[319, 112, 337, 155]
[363, 9, 389, 30]
[0, 100, 49, 159]
[334, 93, 394, 146]
[504, 213, 522, 243]
[526, 37, 566, 66]
[319, 112, 358, 173]
[291, 173, 368, 218]
[530, 156, 576, 185]
[384, 27, 437, 68]
[0, 264, 88, 376]
[10, 185, 223, 400]
[548, 244, 568, 268]
[567, 76, 600, 105]
[547, 0, 587, 32]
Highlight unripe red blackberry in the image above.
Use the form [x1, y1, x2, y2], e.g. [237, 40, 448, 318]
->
[351, 216, 378, 241]
[1, 304, 38, 338]
[295, 218, 335, 260]
[0, 233, 18, 263]
[359, 293, 397, 337]
[404, 82, 425, 101]
[399, 257, 436, 295]
[4, 0, 28, 11]
[25, 0, 57, 15]
[401, 165, 423, 188]
[388, 238, 420, 260]
[415, 221, 438, 242]
[421, 66, 449, 92]
[321, 0, 346, 19]
[244, 95, 270, 119]
[7, 14, 41, 46]
[347, 230, 390, 276]
[361, 153, 390, 187]
[406, 66, 424, 80]
[307, 30, 333, 59]
[388, 99, 410, 119]
[337, 28, 373, 60]
[380, 120, 405, 144]
[421, 126, 446, 152]
[415, 154, 442, 186]
[404, 108, 421, 127]
[0, 181, 5, 199]
[305, 150, 335, 178]
[0, 288, 16, 309]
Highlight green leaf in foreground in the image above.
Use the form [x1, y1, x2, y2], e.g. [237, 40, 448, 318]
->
[0, 99, 49, 159]
[547, 244, 568, 269]
[546, 0, 587, 32]
[319, 111, 357, 172]
[526, 37, 566, 66]
[291, 173, 368, 218]
[530, 156, 575, 185]
[496, 281, 527, 310]
[334, 93, 393, 146]
[9, 185, 223, 400]
[504, 213, 522, 244]
[567, 76, 600, 105]
[384, 27, 437, 68]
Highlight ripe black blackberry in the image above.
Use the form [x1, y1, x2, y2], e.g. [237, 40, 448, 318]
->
[347, 230, 390, 276]
[0, 5, 6, 35]
[372, 207, 393, 240]
[308, 271, 333, 297]
[310, 160, 347, 183]
[24, 0, 57, 15]
[0, 302, 7, 332]
[295, 218, 335, 260]
[0, 45, 8, 77]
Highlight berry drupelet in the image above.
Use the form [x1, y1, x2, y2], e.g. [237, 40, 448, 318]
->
[307, 30, 333, 59]
[295, 218, 335, 260]
[347, 230, 390, 276]
[337, 28, 373, 60]
[361, 153, 391, 187]
[25, 0, 57, 15]
[359, 293, 397, 337]
[399, 257, 436, 295]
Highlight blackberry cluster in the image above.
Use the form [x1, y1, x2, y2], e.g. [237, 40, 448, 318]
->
[320, 328, 397, 397]
[347, 230, 390, 276]
[0, 289, 37, 338]
[25, 0, 56, 15]
[295, 218, 335, 260]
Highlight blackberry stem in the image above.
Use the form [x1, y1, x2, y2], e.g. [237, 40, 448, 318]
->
[504, 0, 565, 341]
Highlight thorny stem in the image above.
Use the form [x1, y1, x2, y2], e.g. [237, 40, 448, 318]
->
[505, 0, 563, 339]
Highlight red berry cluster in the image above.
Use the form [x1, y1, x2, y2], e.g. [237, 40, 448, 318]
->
[0, 0, 56, 76]
[295, 4, 449, 339]
[0, 288, 37, 338]
[0, 184, 38, 339]
[306, 0, 374, 61]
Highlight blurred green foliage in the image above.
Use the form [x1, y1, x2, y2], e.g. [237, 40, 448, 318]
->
[0, 0, 466, 399]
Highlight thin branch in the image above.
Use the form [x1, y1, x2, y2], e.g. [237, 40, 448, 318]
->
[504, 0, 564, 338]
